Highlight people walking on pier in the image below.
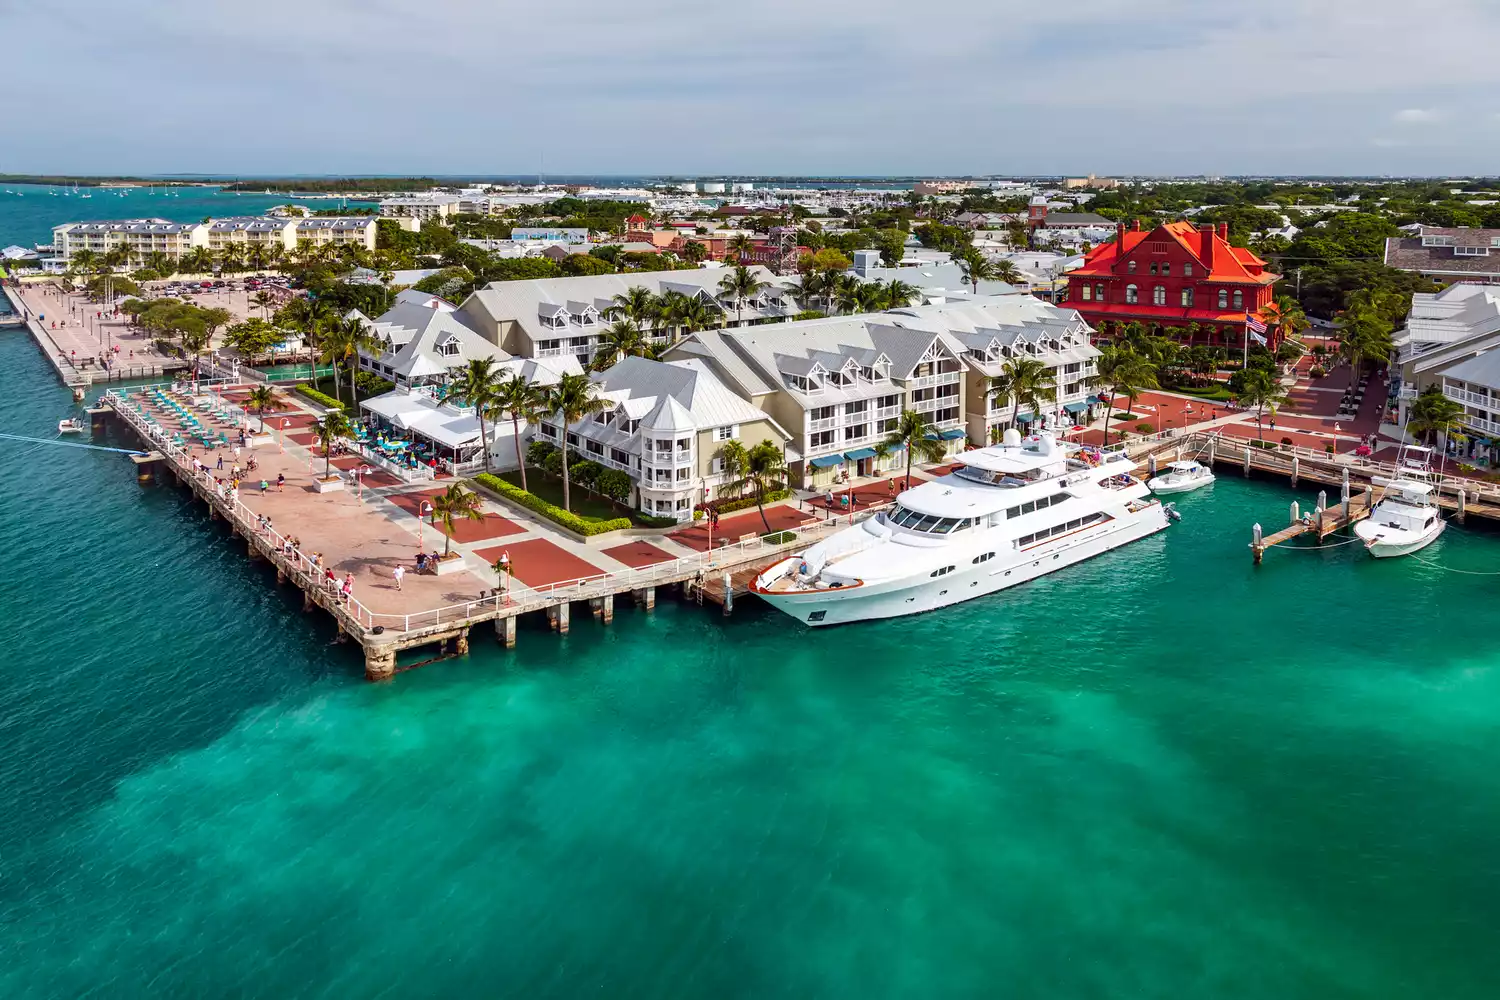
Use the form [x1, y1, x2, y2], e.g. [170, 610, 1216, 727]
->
[392, 564, 404, 591]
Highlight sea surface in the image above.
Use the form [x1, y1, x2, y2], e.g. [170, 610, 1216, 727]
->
[0, 184, 375, 248]
[2, 325, 1500, 997]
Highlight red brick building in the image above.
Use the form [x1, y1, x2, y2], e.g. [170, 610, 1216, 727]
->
[1066, 220, 1282, 348]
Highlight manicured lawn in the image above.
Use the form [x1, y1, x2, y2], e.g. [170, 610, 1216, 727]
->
[311, 373, 393, 408]
[498, 470, 633, 524]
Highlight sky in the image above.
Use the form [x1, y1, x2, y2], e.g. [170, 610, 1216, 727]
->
[5, 0, 1500, 178]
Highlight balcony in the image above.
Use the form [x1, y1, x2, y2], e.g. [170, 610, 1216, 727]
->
[1462, 413, 1500, 436]
[875, 405, 900, 420]
[1444, 386, 1496, 407]
[906, 371, 962, 389]
[934, 416, 964, 430]
[808, 416, 839, 432]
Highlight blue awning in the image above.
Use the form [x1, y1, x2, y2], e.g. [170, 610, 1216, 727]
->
[844, 447, 877, 460]
[939, 428, 966, 440]
[1087, 395, 1107, 405]
[809, 454, 845, 468]
[1015, 413, 1037, 424]
[1063, 401, 1090, 414]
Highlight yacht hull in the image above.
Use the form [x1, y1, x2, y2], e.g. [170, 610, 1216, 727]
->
[1356, 519, 1445, 558]
[753, 505, 1172, 626]
[1147, 474, 1213, 495]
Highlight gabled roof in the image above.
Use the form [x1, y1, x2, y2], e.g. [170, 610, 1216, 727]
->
[589, 355, 774, 429]
[1439, 350, 1500, 389]
[1070, 220, 1277, 285]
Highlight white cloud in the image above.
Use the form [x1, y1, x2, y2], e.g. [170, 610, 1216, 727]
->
[2, 0, 1500, 175]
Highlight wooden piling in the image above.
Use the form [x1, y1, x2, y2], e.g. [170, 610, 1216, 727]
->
[602, 593, 614, 624]
[496, 614, 517, 648]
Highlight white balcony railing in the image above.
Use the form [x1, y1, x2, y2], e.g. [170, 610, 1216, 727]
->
[906, 371, 962, 389]
[808, 416, 839, 432]
[934, 417, 964, 430]
[913, 396, 940, 412]
[875, 405, 900, 420]
[1445, 386, 1496, 407]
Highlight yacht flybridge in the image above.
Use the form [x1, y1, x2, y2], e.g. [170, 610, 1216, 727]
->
[1354, 445, 1445, 558]
[752, 430, 1174, 626]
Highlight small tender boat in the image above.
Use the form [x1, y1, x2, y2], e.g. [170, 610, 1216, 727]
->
[58, 418, 85, 434]
[1354, 445, 1445, 558]
[1147, 459, 1215, 495]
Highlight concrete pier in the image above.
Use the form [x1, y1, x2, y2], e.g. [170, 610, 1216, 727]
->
[602, 593, 614, 624]
[496, 615, 517, 648]
[365, 646, 397, 681]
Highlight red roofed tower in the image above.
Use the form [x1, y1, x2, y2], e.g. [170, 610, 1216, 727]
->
[1064, 220, 1281, 350]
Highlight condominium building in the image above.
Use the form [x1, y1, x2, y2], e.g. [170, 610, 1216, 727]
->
[206, 217, 295, 252]
[51, 219, 208, 261]
[533, 355, 793, 521]
[454, 267, 801, 365]
[378, 196, 461, 222]
[663, 297, 1099, 485]
[510, 227, 590, 243]
[1392, 282, 1500, 424]
[293, 216, 378, 249]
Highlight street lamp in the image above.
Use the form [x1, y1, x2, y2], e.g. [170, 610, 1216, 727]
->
[418, 500, 434, 551]
[280, 417, 289, 453]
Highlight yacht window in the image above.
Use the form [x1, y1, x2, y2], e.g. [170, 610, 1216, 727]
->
[1022, 501, 1036, 514]
[1019, 533, 1035, 545]
[912, 514, 941, 532]
[1007, 506, 1020, 518]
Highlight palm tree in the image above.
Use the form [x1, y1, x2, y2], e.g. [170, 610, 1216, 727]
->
[1238, 368, 1290, 440]
[716, 439, 750, 497]
[881, 409, 948, 490]
[591, 319, 656, 371]
[1406, 385, 1467, 477]
[990, 259, 1024, 286]
[606, 285, 657, 334]
[542, 372, 609, 511]
[430, 483, 485, 559]
[314, 411, 351, 481]
[247, 385, 278, 432]
[882, 279, 921, 309]
[853, 281, 888, 314]
[957, 252, 997, 293]
[988, 356, 1057, 430]
[726, 232, 754, 264]
[652, 289, 688, 340]
[180, 326, 212, 382]
[252, 290, 276, 319]
[1274, 294, 1309, 345]
[317, 316, 364, 407]
[493, 372, 541, 492]
[676, 295, 719, 338]
[717, 265, 770, 326]
[178, 247, 213, 276]
[723, 439, 787, 533]
[1093, 346, 1159, 444]
[832, 275, 865, 315]
[70, 249, 99, 278]
[449, 357, 506, 474]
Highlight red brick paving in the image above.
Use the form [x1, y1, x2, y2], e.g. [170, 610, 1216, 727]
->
[329, 455, 401, 487]
[599, 539, 678, 569]
[668, 505, 813, 552]
[387, 488, 524, 541]
[474, 538, 605, 588]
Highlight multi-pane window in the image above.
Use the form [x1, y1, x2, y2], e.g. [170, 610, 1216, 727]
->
[1153, 286, 1167, 306]
[1125, 284, 1139, 304]
[1181, 288, 1194, 307]
[1218, 289, 1229, 309]
[1232, 290, 1244, 309]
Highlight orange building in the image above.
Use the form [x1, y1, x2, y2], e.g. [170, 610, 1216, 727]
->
[1066, 220, 1281, 348]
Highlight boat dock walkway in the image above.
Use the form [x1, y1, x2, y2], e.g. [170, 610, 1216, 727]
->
[3, 284, 189, 387]
[95, 388, 861, 680]
[1251, 490, 1377, 563]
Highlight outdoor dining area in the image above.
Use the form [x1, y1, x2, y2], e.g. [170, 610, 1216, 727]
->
[127, 384, 244, 450]
[357, 386, 502, 478]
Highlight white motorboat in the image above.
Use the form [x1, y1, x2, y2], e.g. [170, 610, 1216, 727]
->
[58, 418, 85, 434]
[751, 430, 1174, 626]
[1353, 445, 1445, 558]
[1147, 459, 1215, 495]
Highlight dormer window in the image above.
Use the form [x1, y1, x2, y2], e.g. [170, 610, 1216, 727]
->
[1127, 260, 1137, 273]
[1455, 246, 1490, 257]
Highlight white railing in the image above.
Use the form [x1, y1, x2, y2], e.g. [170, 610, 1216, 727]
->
[1444, 386, 1496, 408]
[809, 416, 839, 432]
[913, 397, 940, 412]
[1462, 414, 1500, 435]
[359, 446, 436, 482]
[907, 371, 961, 389]
[875, 405, 900, 420]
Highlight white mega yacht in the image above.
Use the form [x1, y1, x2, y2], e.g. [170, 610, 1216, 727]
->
[1353, 445, 1445, 558]
[752, 430, 1174, 626]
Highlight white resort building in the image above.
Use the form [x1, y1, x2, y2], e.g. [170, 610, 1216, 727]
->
[532, 356, 793, 521]
[453, 267, 800, 365]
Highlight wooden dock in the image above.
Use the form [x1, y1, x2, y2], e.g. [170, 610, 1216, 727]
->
[1251, 489, 1376, 563]
[95, 393, 844, 681]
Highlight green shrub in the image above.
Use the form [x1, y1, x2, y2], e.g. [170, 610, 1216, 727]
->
[353, 370, 394, 396]
[1309, 366, 1327, 378]
[1134, 423, 1154, 434]
[704, 487, 792, 515]
[527, 439, 556, 466]
[295, 385, 345, 412]
[596, 469, 632, 503]
[1251, 439, 1276, 449]
[635, 513, 679, 528]
[762, 531, 798, 545]
[542, 449, 564, 476]
[473, 473, 631, 536]
[569, 459, 602, 490]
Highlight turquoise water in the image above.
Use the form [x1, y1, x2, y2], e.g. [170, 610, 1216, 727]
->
[3, 325, 1500, 998]
[0, 183, 375, 248]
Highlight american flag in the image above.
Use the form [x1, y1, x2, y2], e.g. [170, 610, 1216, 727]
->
[1244, 312, 1268, 334]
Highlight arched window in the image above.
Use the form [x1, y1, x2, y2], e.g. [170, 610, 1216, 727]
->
[1218, 289, 1229, 309]
[1183, 263, 1193, 277]
[1232, 289, 1244, 309]
[1153, 286, 1167, 306]
[1125, 284, 1139, 304]
[1181, 288, 1194, 307]
[1149, 262, 1158, 275]
[1127, 261, 1137, 273]
[1095, 284, 1105, 302]
[1161, 263, 1171, 276]
[1080, 285, 1092, 301]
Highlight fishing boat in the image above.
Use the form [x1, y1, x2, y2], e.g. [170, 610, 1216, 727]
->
[1147, 459, 1215, 495]
[58, 418, 85, 434]
[751, 430, 1174, 626]
[1353, 445, 1445, 558]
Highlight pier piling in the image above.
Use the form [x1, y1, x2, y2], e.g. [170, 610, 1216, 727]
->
[602, 594, 614, 624]
[1252, 523, 1264, 565]
[1291, 456, 1299, 487]
[496, 615, 517, 648]
[557, 602, 571, 635]
[1458, 488, 1468, 524]
[1242, 448, 1251, 477]
[365, 646, 397, 682]
[454, 629, 469, 656]
[721, 571, 734, 616]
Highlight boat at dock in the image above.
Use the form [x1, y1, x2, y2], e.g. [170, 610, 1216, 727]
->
[1354, 445, 1445, 558]
[58, 418, 85, 434]
[1148, 459, 1215, 495]
[751, 430, 1174, 626]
